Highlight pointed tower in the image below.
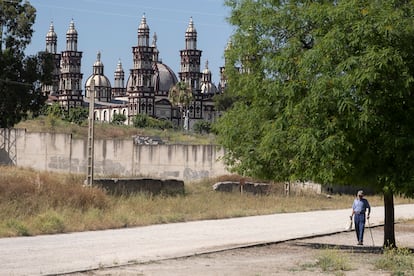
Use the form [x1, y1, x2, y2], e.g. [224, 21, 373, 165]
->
[179, 17, 203, 121]
[58, 20, 83, 110]
[42, 22, 61, 97]
[179, 17, 202, 91]
[218, 40, 233, 93]
[128, 14, 156, 119]
[112, 59, 126, 97]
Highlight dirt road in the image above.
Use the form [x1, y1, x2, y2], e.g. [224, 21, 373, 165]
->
[79, 222, 414, 276]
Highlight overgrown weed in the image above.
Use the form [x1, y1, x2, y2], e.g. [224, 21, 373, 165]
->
[374, 247, 414, 275]
[0, 166, 413, 237]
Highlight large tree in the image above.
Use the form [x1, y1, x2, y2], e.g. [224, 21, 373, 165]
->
[216, 0, 414, 247]
[0, 0, 51, 128]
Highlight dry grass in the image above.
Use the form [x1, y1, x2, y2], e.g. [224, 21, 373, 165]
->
[15, 116, 216, 144]
[1, 166, 413, 237]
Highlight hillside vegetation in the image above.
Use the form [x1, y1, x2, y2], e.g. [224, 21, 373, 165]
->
[15, 116, 216, 144]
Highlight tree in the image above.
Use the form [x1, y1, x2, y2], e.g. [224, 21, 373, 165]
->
[0, 0, 52, 128]
[111, 113, 127, 125]
[65, 106, 88, 125]
[215, 0, 414, 247]
[168, 81, 193, 131]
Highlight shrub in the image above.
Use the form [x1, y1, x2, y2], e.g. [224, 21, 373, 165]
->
[193, 120, 211, 134]
[375, 247, 414, 274]
[316, 248, 352, 272]
[133, 114, 174, 129]
[6, 220, 30, 236]
[111, 113, 127, 125]
[34, 211, 65, 234]
[65, 106, 88, 125]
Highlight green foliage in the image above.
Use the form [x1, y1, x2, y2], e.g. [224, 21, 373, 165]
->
[133, 114, 149, 128]
[218, 0, 414, 191]
[111, 113, 127, 125]
[34, 211, 65, 234]
[133, 114, 174, 129]
[213, 92, 237, 111]
[0, 1, 52, 128]
[168, 81, 193, 109]
[375, 247, 414, 275]
[5, 220, 29, 236]
[193, 120, 211, 134]
[45, 103, 64, 118]
[65, 107, 88, 125]
[218, 0, 414, 245]
[315, 248, 352, 272]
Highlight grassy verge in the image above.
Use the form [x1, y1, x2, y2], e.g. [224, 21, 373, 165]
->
[15, 116, 216, 144]
[1, 166, 413, 237]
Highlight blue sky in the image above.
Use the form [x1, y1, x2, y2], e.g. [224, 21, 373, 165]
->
[25, 0, 233, 88]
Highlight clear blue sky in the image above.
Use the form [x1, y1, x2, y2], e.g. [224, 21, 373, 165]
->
[25, 0, 233, 88]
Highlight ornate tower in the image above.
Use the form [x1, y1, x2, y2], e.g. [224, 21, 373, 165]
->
[218, 40, 232, 93]
[58, 20, 83, 110]
[112, 59, 125, 97]
[128, 14, 156, 119]
[179, 17, 203, 120]
[42, 22, 61, 97]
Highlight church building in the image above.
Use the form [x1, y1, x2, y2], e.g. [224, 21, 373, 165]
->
[41, 15, 227, 128]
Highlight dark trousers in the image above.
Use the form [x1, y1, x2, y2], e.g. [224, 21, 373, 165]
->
[354, 213, 366, 243]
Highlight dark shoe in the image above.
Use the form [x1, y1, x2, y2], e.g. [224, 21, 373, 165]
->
[358, 241, 363, 245]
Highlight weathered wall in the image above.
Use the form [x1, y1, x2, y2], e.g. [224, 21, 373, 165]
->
[0, 128, 230, 181]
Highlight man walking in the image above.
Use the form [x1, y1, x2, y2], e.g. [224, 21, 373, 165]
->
[351, 190, 371, 245]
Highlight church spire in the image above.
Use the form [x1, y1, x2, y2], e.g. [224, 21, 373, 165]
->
[138, 14, 150, 47]
[66, 19, 78, 51]
[46, 21, 57, 53]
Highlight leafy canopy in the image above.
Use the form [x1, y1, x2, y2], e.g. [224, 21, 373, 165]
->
[0, 0, 52, 128]
[216, 0, 414, 196]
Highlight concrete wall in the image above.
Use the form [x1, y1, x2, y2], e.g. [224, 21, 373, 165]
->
[0, 128, 230, 181]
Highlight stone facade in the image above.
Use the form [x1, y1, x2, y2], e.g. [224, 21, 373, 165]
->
[41, 16, 228, 129]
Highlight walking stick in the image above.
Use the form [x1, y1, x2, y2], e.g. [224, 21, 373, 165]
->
[367, 218, 375, 246]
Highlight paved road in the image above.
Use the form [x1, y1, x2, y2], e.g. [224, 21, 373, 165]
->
[1, 204, 413, 276]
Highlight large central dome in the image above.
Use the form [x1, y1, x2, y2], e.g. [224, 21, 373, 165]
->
[153, 62, 178, 92]
[126, 61, 178, 93]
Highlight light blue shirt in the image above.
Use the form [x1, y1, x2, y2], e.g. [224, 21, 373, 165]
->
[352, 198, 370, 214]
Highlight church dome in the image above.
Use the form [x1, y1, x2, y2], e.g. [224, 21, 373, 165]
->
[85, 52, 111, 88]
[85, 74, 111, 89]
[126, 61, 178, 92]
[153, 62, 178, 92]
[201, 82, 218, 94]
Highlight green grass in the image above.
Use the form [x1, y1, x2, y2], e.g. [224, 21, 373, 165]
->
[1, 166, 414, 237]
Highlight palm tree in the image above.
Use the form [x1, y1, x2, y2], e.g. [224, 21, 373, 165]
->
[168, 81, 193, 130]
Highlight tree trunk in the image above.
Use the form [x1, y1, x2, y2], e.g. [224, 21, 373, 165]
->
[383, 190, 395, 247]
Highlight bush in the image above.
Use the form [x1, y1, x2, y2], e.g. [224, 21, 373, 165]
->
[193, 120, 211, 134]
[6, 220, 30, 236]
[133, 114, 173, 129]
[316, 248, 352, 272]
[375, 247, 414, 274]
[65, 107, 88, 125]
[111, 113, 127, 125]
[34, 211, 65, 234]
